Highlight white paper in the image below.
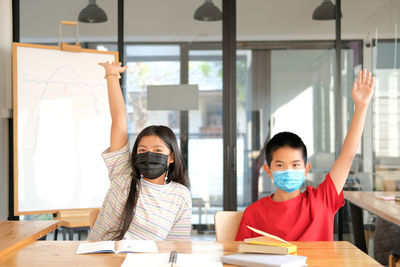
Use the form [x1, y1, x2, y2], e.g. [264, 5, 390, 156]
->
[121, 253, 223, 267]
[117, 240, 158, 253]
[221, 253, 307, 267]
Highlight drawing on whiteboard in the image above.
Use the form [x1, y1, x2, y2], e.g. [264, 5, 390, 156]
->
[16, 45, 115, 213]
[20, 65, 108, 158]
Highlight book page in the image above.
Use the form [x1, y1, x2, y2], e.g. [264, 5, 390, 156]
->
[116, 240, 158, 253]
[75, 241, 116, 254]
[247, 226, 291, 244]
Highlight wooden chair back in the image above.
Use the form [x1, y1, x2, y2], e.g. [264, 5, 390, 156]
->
[89, 208, 100, 230]
[214, 211, 243, 242]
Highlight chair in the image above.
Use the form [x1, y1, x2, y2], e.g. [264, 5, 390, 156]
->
[214, 211, 243, 242]
[389, 249, 400, 267]
[89, 208, 100, 230]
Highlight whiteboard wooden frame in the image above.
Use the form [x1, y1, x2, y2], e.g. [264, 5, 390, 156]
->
[13, 42, 119, 215]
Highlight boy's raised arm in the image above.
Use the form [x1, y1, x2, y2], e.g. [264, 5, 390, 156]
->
[99, 62, 129, 152]
[329, 69, 375, 194]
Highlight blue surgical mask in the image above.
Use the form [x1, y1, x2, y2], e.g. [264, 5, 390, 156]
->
[272, 169, 305, 193]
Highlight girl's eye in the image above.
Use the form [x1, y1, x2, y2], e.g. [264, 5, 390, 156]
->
[276, 164, 283, 168]
[138, 149, 146, 153]
[156, 149, 163, 153]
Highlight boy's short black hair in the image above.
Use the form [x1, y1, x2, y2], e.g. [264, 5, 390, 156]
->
[264, 132, 307, 167]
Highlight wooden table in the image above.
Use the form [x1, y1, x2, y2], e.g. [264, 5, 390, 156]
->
[0, 241, 381, 266]
[344, 191, 400, 253]
[0, 220, 62, 258]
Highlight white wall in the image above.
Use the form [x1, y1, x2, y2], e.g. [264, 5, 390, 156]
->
[0, 0, 13, 220]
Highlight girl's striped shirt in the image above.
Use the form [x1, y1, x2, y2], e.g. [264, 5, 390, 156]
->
[88, 141, 192, 241]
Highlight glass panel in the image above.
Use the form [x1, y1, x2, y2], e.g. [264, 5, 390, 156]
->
[125, 0, 222, 240]
[374, 41, 400, 190]
[188, 49, 222, 234]
[237, 46, 360, 205]
[236, 50, 253, 210]
[124, 45, 181, 143]
[270, 50, 335, 188]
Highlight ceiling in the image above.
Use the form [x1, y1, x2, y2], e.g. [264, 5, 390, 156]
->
[20, 0, 400, 43]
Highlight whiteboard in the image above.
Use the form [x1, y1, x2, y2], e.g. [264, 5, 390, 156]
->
[13, 43, 117, 215]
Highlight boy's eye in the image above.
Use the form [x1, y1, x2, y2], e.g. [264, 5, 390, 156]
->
[156, 149, 163, 153]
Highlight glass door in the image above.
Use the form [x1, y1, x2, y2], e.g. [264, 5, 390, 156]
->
[124, 45, 181, 145]
[237, 43, 363, 209]
[187, 49, 223, 235]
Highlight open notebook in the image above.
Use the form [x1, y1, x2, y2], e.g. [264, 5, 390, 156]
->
[75, 240, 158, 254]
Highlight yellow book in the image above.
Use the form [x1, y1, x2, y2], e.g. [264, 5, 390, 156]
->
[240, 226, 297, 254]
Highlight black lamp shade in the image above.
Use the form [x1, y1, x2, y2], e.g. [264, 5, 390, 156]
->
[78, 0, 107, 23]
[194, 0, 222, 22]
[312, 0, 340, 20]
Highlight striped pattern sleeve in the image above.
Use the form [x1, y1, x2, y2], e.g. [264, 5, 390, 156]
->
[101, 141, 132, 181]
[166, 188, 192, 241]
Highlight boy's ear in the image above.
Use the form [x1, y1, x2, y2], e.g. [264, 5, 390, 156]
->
[263, 163, 273, 178]
[305, 163, 312, 175]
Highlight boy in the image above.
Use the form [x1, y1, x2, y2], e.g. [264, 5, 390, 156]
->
[235, 69, 375, 241]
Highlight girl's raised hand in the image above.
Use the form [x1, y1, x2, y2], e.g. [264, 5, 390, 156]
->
[352, 69, 375, 108]
[98, 61, 128, 75]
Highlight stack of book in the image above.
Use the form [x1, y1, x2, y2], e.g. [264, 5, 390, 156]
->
[239, 226, 297, 255]
[221, 226, 307, 267]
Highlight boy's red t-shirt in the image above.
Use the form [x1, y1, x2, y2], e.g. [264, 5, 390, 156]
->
[235, 174, 344, 241]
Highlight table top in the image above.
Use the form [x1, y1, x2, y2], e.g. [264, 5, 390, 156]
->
[344, 191, 400, 226]
[0, 220, 62, 258]
[0, 241, 381, 266]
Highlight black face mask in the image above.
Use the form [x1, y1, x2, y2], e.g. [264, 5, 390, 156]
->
[134, 152, 169, 179]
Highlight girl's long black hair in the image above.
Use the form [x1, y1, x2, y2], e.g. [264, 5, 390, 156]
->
[111, 125, 189, 240]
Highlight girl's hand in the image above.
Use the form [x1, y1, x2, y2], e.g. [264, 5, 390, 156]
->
[98, 61, 128, 75]
[352, 69, 375, 108]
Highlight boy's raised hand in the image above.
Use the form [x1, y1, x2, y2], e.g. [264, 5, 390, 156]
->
[352, 69, 375, 108]
[330, 69, 375, 194]
[99, 61, 128, 74]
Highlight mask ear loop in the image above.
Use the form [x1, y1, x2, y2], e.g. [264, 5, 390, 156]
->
[164, 170, 169, 185]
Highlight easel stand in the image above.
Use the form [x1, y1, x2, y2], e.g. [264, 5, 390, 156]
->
[58, 21, 82, 51]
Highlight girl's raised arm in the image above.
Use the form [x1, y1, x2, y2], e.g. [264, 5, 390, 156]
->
[99, 62, 129, 152]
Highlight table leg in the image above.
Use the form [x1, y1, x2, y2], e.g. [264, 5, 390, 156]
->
[68, 229, 74, 240]
[54, 228, 58, 240]
[349, 202, 367, 253]
[338, 205, 344, 241]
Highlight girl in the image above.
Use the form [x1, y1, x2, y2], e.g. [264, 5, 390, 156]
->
[88, 62, 191, 241]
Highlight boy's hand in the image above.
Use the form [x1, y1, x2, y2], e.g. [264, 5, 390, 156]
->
[330, 68, 375, 194]
[99, 61, 128, 75]
[352, 69, 375, 108]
